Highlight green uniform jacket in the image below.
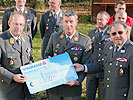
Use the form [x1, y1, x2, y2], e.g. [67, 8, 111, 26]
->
[0, 30, 32, 100]
[2, 7, 37, 39]
[103, 40, 133, 100]
[44, 31, 92, 97]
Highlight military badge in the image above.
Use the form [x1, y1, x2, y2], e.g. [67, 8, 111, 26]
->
[10, 37, 14, 44]
[46, 26, 49, 30]
[24, 9, 28, 14]
[14, 9, 17, 12]
[120, 47, 126, 54]
[60, 33, 65, 39]
[10, 59, 14, 66]
[119, 68, 124, 76]
[74, 35, 78, 41]
[21, 37, 25, 43]
[74, 57, 78, 61]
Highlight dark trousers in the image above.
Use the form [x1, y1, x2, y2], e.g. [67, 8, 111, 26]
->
[86, 74, 105, 100]
[48, 92, 81, 100]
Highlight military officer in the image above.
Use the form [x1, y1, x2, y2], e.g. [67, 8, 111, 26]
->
[0, 12, 33, 100]
[43, 10, 92, 100]
[74, 21, 133, 100]
[115, 10, 131, 39]
[40, 0, 64, 58]
[86, 11, 110, 100]
[2, 0, 37, 39]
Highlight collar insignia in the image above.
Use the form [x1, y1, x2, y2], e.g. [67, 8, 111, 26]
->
[74, 35, 78, 41]
[60, 33, 65, 39]
[10, 37, 14, 44]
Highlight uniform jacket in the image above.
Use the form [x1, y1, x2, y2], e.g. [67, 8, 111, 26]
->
[0, 30, 32, 100]
[39, 10, 64, 58]
[88, 27, 110, 78]
[108, 14, 133, 27]
[44, 31, 92, 97]
[103, 40, 133, 100]
[2, 7, 37, 39]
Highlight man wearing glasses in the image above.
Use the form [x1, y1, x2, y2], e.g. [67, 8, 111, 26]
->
[73, 21, 133, 100]
[40, 0, 64, 58]
[0, 12, 33, 100]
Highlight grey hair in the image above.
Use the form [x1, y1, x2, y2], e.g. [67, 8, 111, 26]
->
[97, 11, 110, 20]
[115, 10, 127, 17]
[64, 10, 78, 20]
[109, 21, 127, 32]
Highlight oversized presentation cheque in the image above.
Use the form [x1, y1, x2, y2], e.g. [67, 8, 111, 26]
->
[20, 53, 78, 94]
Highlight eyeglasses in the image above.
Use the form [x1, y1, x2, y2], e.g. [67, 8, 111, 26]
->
[111, 31, 123, 36]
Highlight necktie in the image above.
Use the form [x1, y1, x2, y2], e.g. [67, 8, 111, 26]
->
[113, 46, 119, 57]
[99, 31, 103, 38]
[19, 10, 22, 13]
[54, 13, 57, 20]
[16, 39, 21, 46]
[66, 37, 70, 45]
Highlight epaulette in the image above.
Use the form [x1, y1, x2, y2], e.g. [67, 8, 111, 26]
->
[129, 40, 133, 45]
[80, 33, 91, 39]
[23, 32, 30, 36]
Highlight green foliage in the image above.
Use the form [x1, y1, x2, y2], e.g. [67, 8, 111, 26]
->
[0, 0, 15, 7]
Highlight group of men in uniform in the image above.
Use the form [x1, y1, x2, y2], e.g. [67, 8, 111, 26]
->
[0, 0, 133, 100]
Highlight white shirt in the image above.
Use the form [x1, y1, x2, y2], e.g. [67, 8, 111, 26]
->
[9, 29, 21, 45]
[16, 7, 25, 13]
[52, 9, 61, 18]
[65, 30, 76, 40]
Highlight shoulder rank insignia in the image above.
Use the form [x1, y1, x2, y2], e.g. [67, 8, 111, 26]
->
[95, 29, 98, 34]
[80, 33, 90, 39]
[24, 9, 28, 14]
[21, 37, 25, 43]
[74, 35, 78, 41]
[60, 33, 65, 39]
[23, 32, 30, 36]
[10, 37, 14, 44]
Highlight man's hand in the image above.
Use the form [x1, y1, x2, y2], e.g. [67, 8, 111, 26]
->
[72, 63, 84, 72]
[29, 61, 33, 64]
[64, 80, 80, 86]
[13, 74, 27, 83]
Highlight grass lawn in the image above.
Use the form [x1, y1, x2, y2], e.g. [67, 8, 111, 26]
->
[32, 15, 95, 99]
